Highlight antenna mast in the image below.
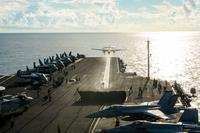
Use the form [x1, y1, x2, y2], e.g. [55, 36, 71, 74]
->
[147, 40, 150, 79]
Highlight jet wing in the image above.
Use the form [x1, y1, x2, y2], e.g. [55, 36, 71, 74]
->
[145, 110, 171, 120]
[111, 49, 126, 52]
[91, 48, 104, 51]
[122, 109, 171, 120]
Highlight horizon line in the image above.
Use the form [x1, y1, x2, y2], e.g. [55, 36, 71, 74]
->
[0, 31, 200, 34]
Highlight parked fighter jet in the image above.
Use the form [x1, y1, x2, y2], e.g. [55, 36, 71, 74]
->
[55, 53, 70, 67]
[24, 65, 50, 78]
[16, 70, 48, 83]
[103, 108, 200, 133]
[92, 46, 126, 55]
[87, 91, 179, 121]
[0, 93, 33, 117]
[60, 54, 73, 66]
[77, 53, 85, 59]
[43, 57, 65, 70]
[68, 51, 77, 62]
[39, 58, 63, 70]
[21, 62, 57, 75]
[35, 60, 58, 74]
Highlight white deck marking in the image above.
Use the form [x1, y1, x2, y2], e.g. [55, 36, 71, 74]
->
[89, 106, 105, 133]
[0, 75, 15, 85]
[103, 57, 110, 89]
[0, 75, 6, 80]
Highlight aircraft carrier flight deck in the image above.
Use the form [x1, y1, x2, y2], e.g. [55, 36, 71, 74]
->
[0, 55, 191, 133]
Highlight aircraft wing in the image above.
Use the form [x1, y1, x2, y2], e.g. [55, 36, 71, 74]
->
[111, 49, 126, 51]
[91, 48, 104, 51]
[145, 110, 171, 120]
[122, 109, 171, 120]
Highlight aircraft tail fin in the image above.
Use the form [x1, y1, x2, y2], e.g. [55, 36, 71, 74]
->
[33, 62, 36, 68]
[166, 95, 178, 108]
[64, 52, 67, 57]
[158, 91, 173, 106]
[158, 91, 178, 113]
[26, 66, 31, 74]
[179, 108, 198, 124]
[44, 58, 47, 64]
[49, 56, 52, 62]
[56, 54, 60, 60]
[46, 58, 49, 63]
[39, 59, 43, 66]
[62, 53, 65, 58]
[77, 53, 80, 57]
[17, 70, 21, 77]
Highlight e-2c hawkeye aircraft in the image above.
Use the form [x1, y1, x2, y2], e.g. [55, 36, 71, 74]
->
[92, 46, 126, 55]
[34, 61, 58, 74]
[87, 91, 179, 121]
[16, 70, 48, 84]
[103, 108, 200, 133]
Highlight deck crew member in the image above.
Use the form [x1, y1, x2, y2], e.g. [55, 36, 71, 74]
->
[128, 86, 133, 96]
[37, 88, 40, 98]
[158, 82, 162, 94]
[115, 117, 120, 127]
[48, 88, 52, 102]
[138, 87, 143, 98]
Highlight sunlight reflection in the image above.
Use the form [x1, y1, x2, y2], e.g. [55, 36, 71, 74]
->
[150, 32, 187, 81]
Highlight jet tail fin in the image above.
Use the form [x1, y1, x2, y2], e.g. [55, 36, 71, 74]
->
[179, 108, 198, 124]
[33, 62, 36, 68]
[39, 59, 43, 66]
[64, 52, 67, 57]
[49, 56, 52, 62]
[158, 91, 173, 106]
[167, 95, 178, 108]
[44, 58, 46, 64]
[158, 91, 178, 113]
[26, 66, 31, 74]
[17, 70, 21, 77]
[56, 54, 60, 60]
[46, 58, 49, 63]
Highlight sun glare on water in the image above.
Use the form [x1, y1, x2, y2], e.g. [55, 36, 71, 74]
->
[149, 32, 188, 82]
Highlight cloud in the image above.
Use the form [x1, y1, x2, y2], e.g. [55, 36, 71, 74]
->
[183, 3, 192, 15]
[0, 0, 199, 32]
[185, 0, 196, 8]
[0, 1, 119, 28]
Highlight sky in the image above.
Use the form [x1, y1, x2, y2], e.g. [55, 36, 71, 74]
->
[0, 0, 199, 32]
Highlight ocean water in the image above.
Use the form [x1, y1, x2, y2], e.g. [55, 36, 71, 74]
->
[0, 32, 200, 103]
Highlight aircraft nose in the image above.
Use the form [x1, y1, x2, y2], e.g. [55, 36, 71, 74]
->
[86, 113, 96, 118]
[86, 109, 113, 118]
[86, 112, 101, 118]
